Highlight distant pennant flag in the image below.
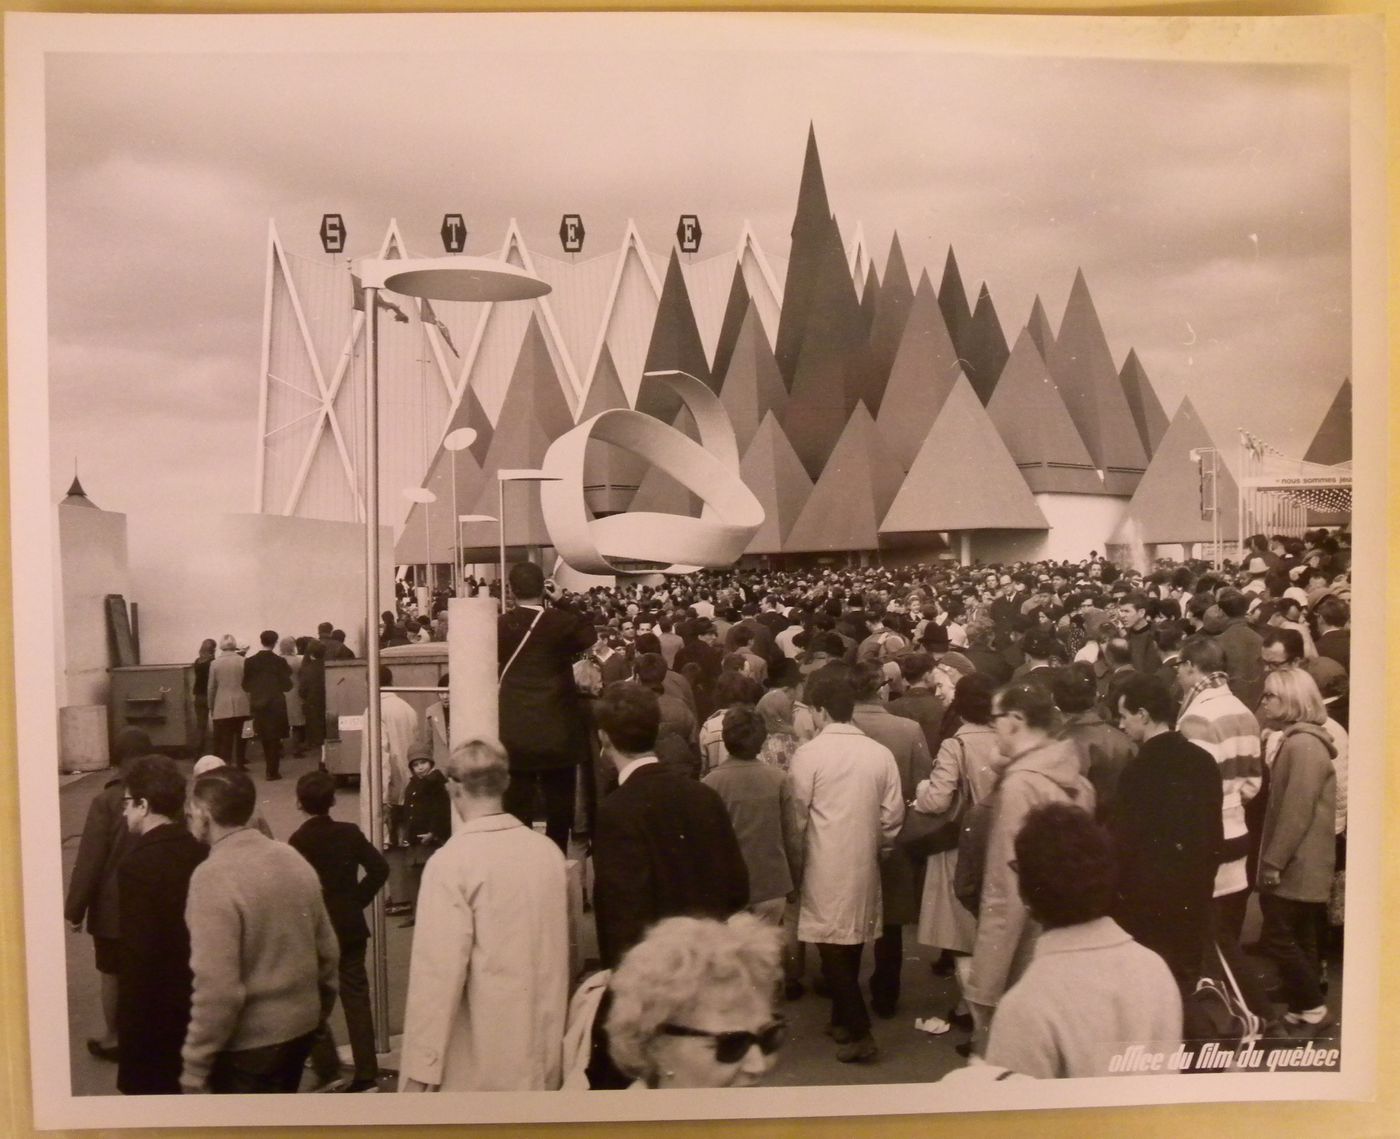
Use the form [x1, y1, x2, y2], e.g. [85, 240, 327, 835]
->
[420, 297, 460, 358]
[350, 273, 410, 323]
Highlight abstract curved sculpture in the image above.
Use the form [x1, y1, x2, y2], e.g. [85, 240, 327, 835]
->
[540, 369, 765, 575]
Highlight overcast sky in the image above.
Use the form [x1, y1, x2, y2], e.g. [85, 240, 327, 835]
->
[36, 15, 1352, 517]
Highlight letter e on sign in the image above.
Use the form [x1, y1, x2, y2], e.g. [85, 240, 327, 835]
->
[441, 214, 468, 254]
[676, 214, 702, 253]
[319, 214, 346, 254]
[559, 214, 585, 253]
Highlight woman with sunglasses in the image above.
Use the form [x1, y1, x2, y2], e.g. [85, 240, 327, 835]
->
[605, 913, 786, 1088]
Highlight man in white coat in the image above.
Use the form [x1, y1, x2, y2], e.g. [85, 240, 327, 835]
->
[398, 736, 568, 1091]
[789, 668, 904, 1063]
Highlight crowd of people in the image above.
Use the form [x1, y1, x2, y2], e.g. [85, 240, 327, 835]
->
[65, 527, 1354, 1092]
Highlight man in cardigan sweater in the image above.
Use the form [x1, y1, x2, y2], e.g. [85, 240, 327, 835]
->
[180, 766, 339, 1094]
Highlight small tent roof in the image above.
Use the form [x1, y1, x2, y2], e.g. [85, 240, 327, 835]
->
[1303, 379, 1351, 466]
[740, 412, 813, 554]
[784, 403, 904, 552]
[874, 272, 962, 471]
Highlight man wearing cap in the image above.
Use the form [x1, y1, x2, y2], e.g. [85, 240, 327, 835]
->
[400, 737, 568, 1091]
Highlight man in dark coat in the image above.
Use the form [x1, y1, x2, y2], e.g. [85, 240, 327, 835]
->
[1109, 674, 1223, 992]
[115, 755, 208, 1094]
[591, 681, 749, 970]
[289, 771, 390, 1092]
[242, 629, 294, 781]
[497, 562, 597, 853]
[65, 725, 150, 1062]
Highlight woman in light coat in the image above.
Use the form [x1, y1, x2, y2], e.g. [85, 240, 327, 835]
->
[279, 635, 305, 756]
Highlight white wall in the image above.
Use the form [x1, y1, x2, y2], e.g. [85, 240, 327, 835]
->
[971, 494, 1129, 564]
[125, 512, 392, 663]
[57, 505, 130, 707]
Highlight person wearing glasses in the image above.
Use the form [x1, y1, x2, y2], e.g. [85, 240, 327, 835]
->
[605, 913, 786, 1088]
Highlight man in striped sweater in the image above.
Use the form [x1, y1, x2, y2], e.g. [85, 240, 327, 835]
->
[1175, 635, 1263, 948]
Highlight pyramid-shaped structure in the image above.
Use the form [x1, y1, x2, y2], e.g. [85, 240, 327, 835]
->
[1046, 269, 1148, 495]
[1111, 397, 1239, 546]
[1304, 379, 1352, 465]
[740, 412, 813, 554]
[859, 263, 880, 337]
[987, 328, 1103, 495]
[720, 303, 789, 455]
[874, 272, 963, 471]
[785, 403, 905, 553]
[636, 248, 713, 426]
[774, 125, 834, 386]
[1119, 349, 1169, 456]
[710, 261, 752, 389]
[779, 220, 868, 480]
[459, 316, 575, 550]
[964, 283, 1011, 405]
[862, 232, 916, 416]
[937, 247, 975, 370]
[882, 376, 1048, 534]
[1027, 295, 1055, 361]
[580, 345, 647, 515]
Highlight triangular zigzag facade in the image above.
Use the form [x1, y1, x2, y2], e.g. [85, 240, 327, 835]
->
[785, 403, 904, 553]
[740, 412, 813, 554]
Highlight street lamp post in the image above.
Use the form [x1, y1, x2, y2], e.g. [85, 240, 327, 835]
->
[442, 427, 478, 596]
[353, 255, 548, 1056]
[403, 486, 437, 605]
[458, 513, 498, 595]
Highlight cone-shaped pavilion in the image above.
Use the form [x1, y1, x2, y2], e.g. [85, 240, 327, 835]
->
[774, 125, 834, 387]
[964, 282, 1011, 405]
[636, 248, 713, 425]
[874, 272, 963, 471]
[1027, 295, 1055, 361]
[785, 403, 904, 553]
[862, 232, 915, 417]
[741, 412, 814, 554]
[987, 328, 1102, 495]
[1304, 379, 1352, 466]
[1119, 348, 1169, 456]
[1111, 396, 1239, 547]
[720, 303, 789, 456]
[710, 261, 753, 390]
[937, 247, 974, 370]
[881, 376, 1048, 534]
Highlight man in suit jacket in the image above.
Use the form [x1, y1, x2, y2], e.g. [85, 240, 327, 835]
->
[498, 562, 597, 853]
[207, 635, 250, 767]
[591, 681, 749, 970]
[115, 755, 208, 1094]
[289, 771, 389, 1092]
[850, 661, 933, 1019]
[242, 630, 293, 780]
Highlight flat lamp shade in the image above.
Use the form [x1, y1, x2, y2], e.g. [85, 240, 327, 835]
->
[361, 256, 550, 302]
[444, 427, 477, 452]
[403, 487, 437, 504]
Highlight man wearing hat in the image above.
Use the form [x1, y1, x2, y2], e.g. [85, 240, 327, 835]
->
[1242, 556, 1271, 596]
[919, 622, 976, 679]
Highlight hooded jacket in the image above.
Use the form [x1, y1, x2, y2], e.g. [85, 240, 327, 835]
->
[1260, 721, 1337, 903]
[966, 737, 1096, 1008]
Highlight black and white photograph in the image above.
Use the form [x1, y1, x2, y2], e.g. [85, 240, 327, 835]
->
[4, 9, 1386, 1131]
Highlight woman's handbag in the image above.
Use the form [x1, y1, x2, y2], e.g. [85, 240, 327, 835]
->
[896, 738, 966, 859]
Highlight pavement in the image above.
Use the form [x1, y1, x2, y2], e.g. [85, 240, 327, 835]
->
[58, 752, 1342, 1095]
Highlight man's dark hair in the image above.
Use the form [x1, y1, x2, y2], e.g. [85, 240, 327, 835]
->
[331, 629, 348, 643]
[806, 669, 856, 723]
[1180, 633, 1226, 673]
[770, 657, 800, 688]
[898, 651, 933, 685]
[995, 681, 1057, 731]
[1103, 637, 1134, 670]
[112, 726, 154, 768]
[379, 664, 394, 687]
[1013, 803, 1117, 929]
[296, 770, 337, 816]
[714, 669, 761, 709]
[317, 621, 334, 637]
[190, 766, 256, 828]
[260, 629, 278, 648]
[1117, 673, 1177, 727]
[1155, 623, 1185, 653]
[634, 632, 662, 655]
[1260, 626, 1305, 661]
[595, 681, 661, 754]
[508, 561, 545, 600]
[124, 754, 186, 819]
[1315, 596, 1349, 629]
[1119, 592, 1151, 616]
[951, 672, 998, 726]
[730, 625, 754, 648]
[1051, 663, 1098, 715]
[1217, 589, 1250, 619]
[1021, 629, 1062, 664]
[851, 659, 886, 700]
[634, 652, 669, 690]
[721, 704, 767, 761]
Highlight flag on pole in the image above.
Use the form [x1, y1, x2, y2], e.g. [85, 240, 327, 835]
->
[420, 297, 460, 358]
[350, 273, 410, 323]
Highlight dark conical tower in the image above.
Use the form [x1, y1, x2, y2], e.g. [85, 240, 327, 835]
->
[965, 282, 1011, 405]
[937, 247, 974, 371]
[636, 248, 712, 425]
[709, 261, 752, 391]
[773, 125, 835, 388]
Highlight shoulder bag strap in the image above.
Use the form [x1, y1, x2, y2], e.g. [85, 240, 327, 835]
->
[499, 606, 545, 682]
